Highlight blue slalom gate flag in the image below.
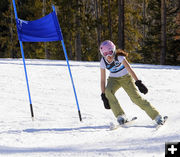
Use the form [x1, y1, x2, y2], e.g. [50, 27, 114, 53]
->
[16, 11, 63, 42]
[12, 0, 82, 121]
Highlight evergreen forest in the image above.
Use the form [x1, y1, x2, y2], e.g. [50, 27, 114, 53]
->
[0, 0, 180, 65]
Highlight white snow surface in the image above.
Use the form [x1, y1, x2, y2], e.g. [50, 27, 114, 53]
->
[0, 58, 180, 157]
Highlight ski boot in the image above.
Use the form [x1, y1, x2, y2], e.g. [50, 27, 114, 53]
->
[117, 114, 127, 125]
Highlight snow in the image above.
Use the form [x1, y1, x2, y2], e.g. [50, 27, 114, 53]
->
[0, 58, 180, 157]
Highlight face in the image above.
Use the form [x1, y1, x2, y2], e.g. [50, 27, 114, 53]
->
[105, 54, 114, 63]
[101, 50, 115, 63]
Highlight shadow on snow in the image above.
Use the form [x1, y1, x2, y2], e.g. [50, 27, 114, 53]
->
[23, 125, 109, 133]
[0, 134, 179, 154]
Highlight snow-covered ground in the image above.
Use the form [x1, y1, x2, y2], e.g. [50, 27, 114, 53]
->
[0, 58, 180, 157]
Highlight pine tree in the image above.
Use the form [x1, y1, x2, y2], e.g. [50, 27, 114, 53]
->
[139, 0, 180, 64]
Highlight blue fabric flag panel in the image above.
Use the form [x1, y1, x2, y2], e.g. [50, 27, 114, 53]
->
[16, 11, 63, 42]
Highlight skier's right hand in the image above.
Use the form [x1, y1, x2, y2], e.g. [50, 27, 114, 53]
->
[101, 93, 111, 109]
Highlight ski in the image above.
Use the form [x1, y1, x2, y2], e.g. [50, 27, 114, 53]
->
[109, 116, 137, 130]
[155, 116, 168, 130]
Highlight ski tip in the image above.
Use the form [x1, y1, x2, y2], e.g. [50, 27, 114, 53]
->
[132, 117, 137, 120]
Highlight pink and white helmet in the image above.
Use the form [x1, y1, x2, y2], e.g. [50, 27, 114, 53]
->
[99, 40, 116, 57]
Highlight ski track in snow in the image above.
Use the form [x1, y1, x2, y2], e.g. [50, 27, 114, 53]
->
[0, 58, 180, 157]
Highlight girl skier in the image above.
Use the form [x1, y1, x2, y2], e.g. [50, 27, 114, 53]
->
[100, 40, 164, 125]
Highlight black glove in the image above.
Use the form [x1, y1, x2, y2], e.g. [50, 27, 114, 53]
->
[135, 80, 148, 94]
[101, 93, 110, 109]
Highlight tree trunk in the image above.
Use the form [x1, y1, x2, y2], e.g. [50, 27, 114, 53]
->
[160, 0, 166, 65]
[10, 1, 15, 58]
[43, 0, 49, 59]
[75, 0, 81, 61]
[100, 0, 105, 39]
[142, 0, 146, 46]
[118, 0, 125, 50]
[108, 0, 112, 40]
[95, 0, 101, 60]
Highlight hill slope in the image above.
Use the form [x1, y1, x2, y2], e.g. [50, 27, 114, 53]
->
[0, 59, 180, 157]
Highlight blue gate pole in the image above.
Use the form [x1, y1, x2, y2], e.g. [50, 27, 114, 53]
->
[12, 0, 34, 119]
[52, 6, 82, 121]
[61, 40, 82, 121]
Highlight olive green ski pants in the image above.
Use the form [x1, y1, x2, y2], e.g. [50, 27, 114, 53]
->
[105, 74, 159, 120]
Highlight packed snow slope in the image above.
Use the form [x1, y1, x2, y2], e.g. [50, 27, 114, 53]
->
[0, 58, 180, 157]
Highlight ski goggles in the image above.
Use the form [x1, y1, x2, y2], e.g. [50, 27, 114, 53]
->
[102, 51, 114, 57]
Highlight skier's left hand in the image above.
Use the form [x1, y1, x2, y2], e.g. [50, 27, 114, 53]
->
[135, 80, 148, 94]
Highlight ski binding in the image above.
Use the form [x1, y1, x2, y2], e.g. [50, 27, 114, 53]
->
[109, 116, 137, 130]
